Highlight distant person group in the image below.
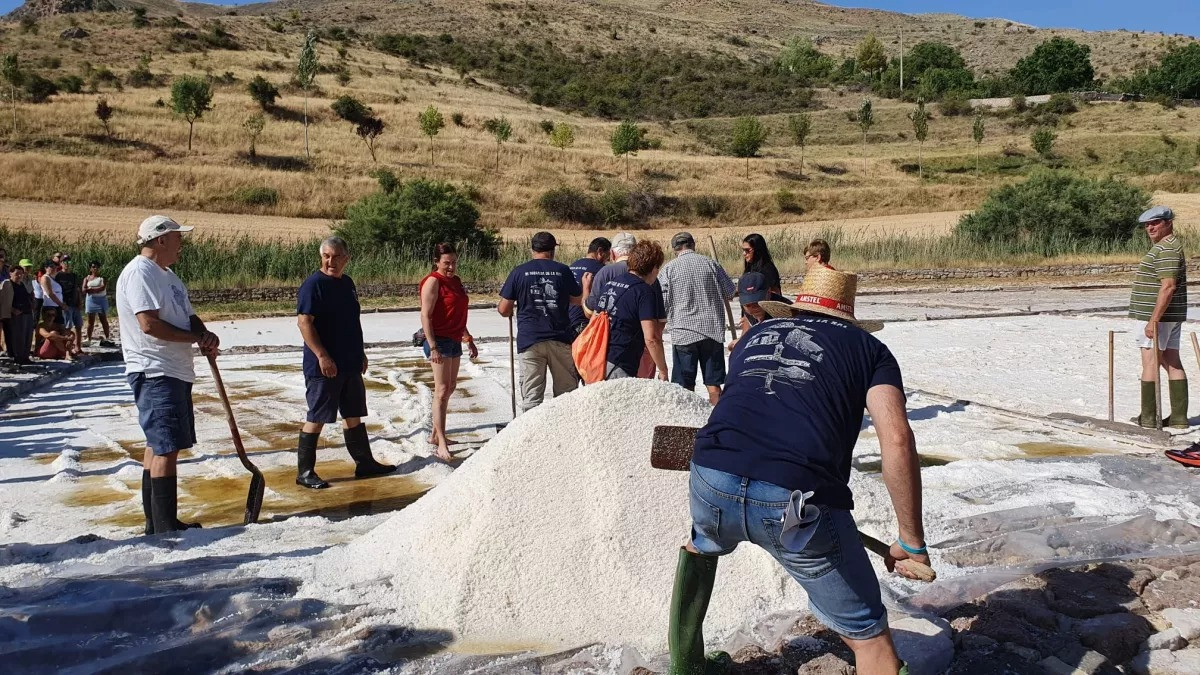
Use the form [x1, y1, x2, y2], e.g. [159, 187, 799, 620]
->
[0, 249, 115, 367]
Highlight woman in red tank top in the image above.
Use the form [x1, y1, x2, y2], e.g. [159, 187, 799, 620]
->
[419, 242, 477, 461]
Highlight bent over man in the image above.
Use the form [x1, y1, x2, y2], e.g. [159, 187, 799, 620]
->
[295, 236, 395, 489]
[668, 266, 930, 675]
[117, 215, 218, 535]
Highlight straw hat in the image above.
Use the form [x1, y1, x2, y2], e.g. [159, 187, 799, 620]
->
[758, 266, 883, 333]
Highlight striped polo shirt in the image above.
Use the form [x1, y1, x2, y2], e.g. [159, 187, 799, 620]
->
[1129, 234, 1187, 322]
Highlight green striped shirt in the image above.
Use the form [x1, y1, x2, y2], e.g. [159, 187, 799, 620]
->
[1129, 235, 1187, 321]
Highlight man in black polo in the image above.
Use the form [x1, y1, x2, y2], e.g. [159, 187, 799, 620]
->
[294, 236, 395, 489]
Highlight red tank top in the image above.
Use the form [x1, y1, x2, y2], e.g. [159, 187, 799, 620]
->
[420, 271, 468, 341]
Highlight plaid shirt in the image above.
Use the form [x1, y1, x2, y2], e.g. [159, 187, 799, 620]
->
[660, 249, 734, 345]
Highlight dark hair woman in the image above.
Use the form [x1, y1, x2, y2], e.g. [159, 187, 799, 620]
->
[597, 240, 668, 380]
[741, 233, 782, 296]
[418, 242, 477, 461]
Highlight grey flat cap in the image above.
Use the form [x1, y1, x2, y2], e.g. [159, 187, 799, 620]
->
[1139, 206, 1175, 223]
[671, 231, 695, 250]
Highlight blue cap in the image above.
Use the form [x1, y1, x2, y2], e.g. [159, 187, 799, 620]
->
[738, 272, 769, 304]
[1139, 206, 1174, 223]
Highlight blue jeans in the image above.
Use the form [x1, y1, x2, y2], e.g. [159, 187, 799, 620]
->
[422, 336, 463, 359]
[688, 463, 887, 640]
[672, 338, 726, 388]
[128, 374, 196, 455]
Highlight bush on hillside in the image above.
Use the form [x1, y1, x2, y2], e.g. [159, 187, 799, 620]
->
[539, 187, 600, 224]
[338, 179, 499, 257]
[1042, 92, 1078, 114]
[229, 186, 279, 207]
[690, 194, 729, 219]
[956, 170, 1150, 247]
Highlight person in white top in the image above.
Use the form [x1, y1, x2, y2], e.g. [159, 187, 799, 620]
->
[116, 215, 220, 536]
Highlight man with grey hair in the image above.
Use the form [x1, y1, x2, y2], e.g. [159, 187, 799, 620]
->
[586, 232, 668, 377]
[661, 232, 734, 404]
[294, 236, 394, 489]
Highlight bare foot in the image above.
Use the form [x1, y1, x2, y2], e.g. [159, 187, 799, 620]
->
[427, 436, 462, 446]
[434, 444, 453, 462]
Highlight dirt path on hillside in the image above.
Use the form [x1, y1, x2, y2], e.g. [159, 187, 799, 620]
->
[3, 193, 1197, 245]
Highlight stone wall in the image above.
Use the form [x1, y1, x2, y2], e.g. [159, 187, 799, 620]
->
[189, 282, 504, 305]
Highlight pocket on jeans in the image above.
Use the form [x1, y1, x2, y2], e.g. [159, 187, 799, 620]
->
[689, 488, 722, 542]
[761, 506, 841, 579]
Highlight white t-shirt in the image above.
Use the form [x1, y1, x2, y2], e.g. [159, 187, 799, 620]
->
[116, 255, 197, 382]
[40, 276, 62, 307]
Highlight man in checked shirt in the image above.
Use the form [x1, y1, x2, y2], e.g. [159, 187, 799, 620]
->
[660, 232, 735, 405]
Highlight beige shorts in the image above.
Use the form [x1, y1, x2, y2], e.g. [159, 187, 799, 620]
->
[1136, 321, 1182, 350]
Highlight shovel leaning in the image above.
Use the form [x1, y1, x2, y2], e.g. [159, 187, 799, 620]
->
[651, 425, 936, 582]
[207, 354, 266, 525]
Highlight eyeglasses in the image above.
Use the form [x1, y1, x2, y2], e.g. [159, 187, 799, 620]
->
[741, 247, 753, 253]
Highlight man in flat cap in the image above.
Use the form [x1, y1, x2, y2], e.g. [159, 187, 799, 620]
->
[1129, 206, 1188, 428]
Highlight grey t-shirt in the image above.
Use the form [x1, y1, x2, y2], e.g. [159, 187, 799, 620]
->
[585, 260, 667, 320]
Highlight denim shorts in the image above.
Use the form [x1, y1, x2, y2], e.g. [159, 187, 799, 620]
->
[422, 336, 463, 360]
[672, 338, 726, 388]
[305, 373, 369, 423]
[688, 463, 887, 640]
[85, 295, 109, 315]
[128, 373, 196, 455]
[61, 306, 83, 329]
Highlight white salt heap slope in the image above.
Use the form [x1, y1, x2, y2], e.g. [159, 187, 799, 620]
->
[315, 379, 808, 652]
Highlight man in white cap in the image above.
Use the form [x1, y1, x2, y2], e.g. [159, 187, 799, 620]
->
[666, 266, 927, 675]
[1129, 205, 1188, 428]
[117, 215, 220, 535]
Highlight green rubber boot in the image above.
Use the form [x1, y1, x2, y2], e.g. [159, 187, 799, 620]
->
[668, 547, 731, 675]
[1167, 379, 1189, 429]
[1133, 381, 1158, 428]
[899, 663, 910, 675]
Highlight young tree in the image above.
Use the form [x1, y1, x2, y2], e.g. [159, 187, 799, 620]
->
[972, 110, 985, 174]
[549, 122, 575, 173]
[610, 120, 641, 180]
[909, 99, 930, 178]
[418, 104, 444, 167]
[730, 116, 768, 180]
[1031, 127, 1057, 158]
[95, 97, 113, 138]
[169, 75, 213, 151]
[2, 54, 25, 134]
[856, 33, 887, 80]
[247, 75, 279, 111]
[296, 31, 319, 158]
[243, 112, 265, 158]
[857, 98, 874, 144]
[778, 38, 834, 82]
[482, 116, 512, 171]
[131, 6, 148, 28]
[787, 113, 812, 177]
[331, 95, 384, 162]
[355, 116, 385, 163]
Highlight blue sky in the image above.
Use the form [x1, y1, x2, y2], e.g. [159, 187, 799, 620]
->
[822, 1, 1198, 36]
[1, 0, 1196, 36]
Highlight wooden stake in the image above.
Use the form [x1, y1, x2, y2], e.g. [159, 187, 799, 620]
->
[1153, 322, 1163, 431]
[1191, 332, 1200, 373]
[1108, 330, 1115, 422]
[707, 235, 738, 340]
[508, 314, 517, 419]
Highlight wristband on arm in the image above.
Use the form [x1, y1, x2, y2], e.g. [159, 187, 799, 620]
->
[897, 538, 928, 555]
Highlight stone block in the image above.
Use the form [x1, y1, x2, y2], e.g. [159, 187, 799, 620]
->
[1161, 608, 1200, 641]
[946, 647, 1043, 675]
[1076, 612, 1155, 663]
[1128, 648, 1200, 675]
[891, 616, 953, 675]
[1142, 576, 1200, 613]
[794, 653, 852, 675]
[1146, 628, 1187, 652]
[1041, 568, 1147, 618]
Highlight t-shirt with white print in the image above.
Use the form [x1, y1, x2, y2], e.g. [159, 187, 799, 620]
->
[116, 254, 197, 382]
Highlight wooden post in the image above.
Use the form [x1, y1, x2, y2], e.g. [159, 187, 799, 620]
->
[1108, 330, 1115, 422]
[707, 235, 738, 340]
[1191, 332, 1200, 373]
[1153, 322, 1163, 431]
[508, 314, 517, 419]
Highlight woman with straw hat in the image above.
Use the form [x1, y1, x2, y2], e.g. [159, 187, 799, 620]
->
[667, 266, 927, 675]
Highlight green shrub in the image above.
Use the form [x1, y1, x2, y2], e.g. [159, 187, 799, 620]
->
[956, 170, 1150, 248]
[24, 74, 58, 103]
[338, 179, 499, 257]
[230, 186, 279, 207]
[690, 194, 728, 219]
[538, 119, 554, 134]
[938, 91, 973, 116]
[1031, 127, 1057, 157]
[451, 111, 465, 126]
[1011, 93, 1027, 113]
[247, 75, 279, 109]
[1043, 92, 1078, 114]
[776, 188, 803, 214]
[596, 187, 631, 224]
[56, 75, 84, 94]
[538, 187, 599, 224]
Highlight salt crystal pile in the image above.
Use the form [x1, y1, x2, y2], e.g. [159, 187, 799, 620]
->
[316, 379, 808, 652]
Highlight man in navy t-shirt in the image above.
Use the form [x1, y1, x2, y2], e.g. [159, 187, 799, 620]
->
[667, 266, 931, 675]
[498, 232, 583, 411]
[568, 236, 610, 339]
[294, 236, 395, 489]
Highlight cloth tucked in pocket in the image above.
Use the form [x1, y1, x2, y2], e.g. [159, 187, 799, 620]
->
[779, 490, 820, 552]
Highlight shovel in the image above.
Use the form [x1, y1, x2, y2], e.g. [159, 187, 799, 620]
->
[651, 425, 936, 582]
[207, 354, 265, 525]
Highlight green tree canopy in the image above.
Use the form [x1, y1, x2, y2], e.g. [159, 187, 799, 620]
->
[1010, 37, 1094, 95]
[338, 178, 498, 257]
[247, 75, 279, 110]
[418, 104, 445, 166]
[778, 38, 834, 82]
[169, 75, 213, 151]
[296, 31, 319, 157]
[904, 42, 966, 77]
[549, 122, 575, 151]
[1119, 43, 1200, 99]
[730, 116, 768, 158]
[611, 120, 640, 179]
[331, 95, 371, 123]
[856, 33, 887, 76]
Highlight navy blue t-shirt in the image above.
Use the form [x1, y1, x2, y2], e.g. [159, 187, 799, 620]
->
[297, 271, 364, 378]
[500, 258, 582, 352]
[594, 271, 659, 376]
[692, 315, 904, 510]
[568, 257, 605, 329]
[586, 260, 667, 320]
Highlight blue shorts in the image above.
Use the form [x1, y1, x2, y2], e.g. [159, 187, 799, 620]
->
[672, 338, 726, 388]
[422, 336, 463, 360]
[86, 295, 109, 315]
[61, 306, 83, 329]
[305, 373, 369, 423]
[688, 463, 887, 640]
[128, 373, 196, 455]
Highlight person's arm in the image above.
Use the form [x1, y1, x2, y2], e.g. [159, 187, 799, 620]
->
[865, 383, 930, 580]
[297, 314, 337, 376]
[0, 282, 12, 320]
[1144, 280, 1179, 338]
[580, 272, 595, 318]
[717, 264, 735, 300]
[189, 314, 219, 356]
[641, 319, 668, 380]
[497, 298, 515, 318]
[419, 276, 445, 364]
[136, 309, 215, 347]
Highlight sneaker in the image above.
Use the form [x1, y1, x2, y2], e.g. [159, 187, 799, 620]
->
[99, 339, 117, 348]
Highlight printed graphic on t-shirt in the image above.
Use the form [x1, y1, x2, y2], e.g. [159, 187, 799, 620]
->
[534, 275, 559, 315]
[596, 280, 630, 313]
[740, 320, 830, 394]
[170, 283, 189, 317]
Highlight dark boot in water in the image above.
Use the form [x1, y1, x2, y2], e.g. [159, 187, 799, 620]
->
[668, 547, 731, 675]
[1166, 379, 1189, 429]
[143, 470, 200, 535]
[345, 424, 395, 478]
[296, 431, 330, 489]
[149, 476, 189, 535]
[1132, 381, 1159, 428]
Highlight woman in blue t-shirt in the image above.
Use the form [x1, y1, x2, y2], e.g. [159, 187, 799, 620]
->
[600, 241, 668, 380]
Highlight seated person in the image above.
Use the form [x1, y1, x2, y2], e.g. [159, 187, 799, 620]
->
[36, 308, 78, 361]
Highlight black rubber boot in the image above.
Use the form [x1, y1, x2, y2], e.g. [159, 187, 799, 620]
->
[668, 547, 731, 675]
[143, 470, 200, 535]
[150, 476, 181, 535]
[1167, 379, 1189, 429]
[296, 431, 330, 489]
[344, 424, 396, 478]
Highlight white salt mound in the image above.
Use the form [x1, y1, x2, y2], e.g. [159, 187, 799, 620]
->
[315, 379, 808, 652]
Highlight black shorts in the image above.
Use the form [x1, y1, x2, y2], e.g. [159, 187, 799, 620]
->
[672, 338, 727, 388]
[305, 373, 368, 423]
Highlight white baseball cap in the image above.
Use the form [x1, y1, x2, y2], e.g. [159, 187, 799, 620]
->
[137, 215, 194, 245]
